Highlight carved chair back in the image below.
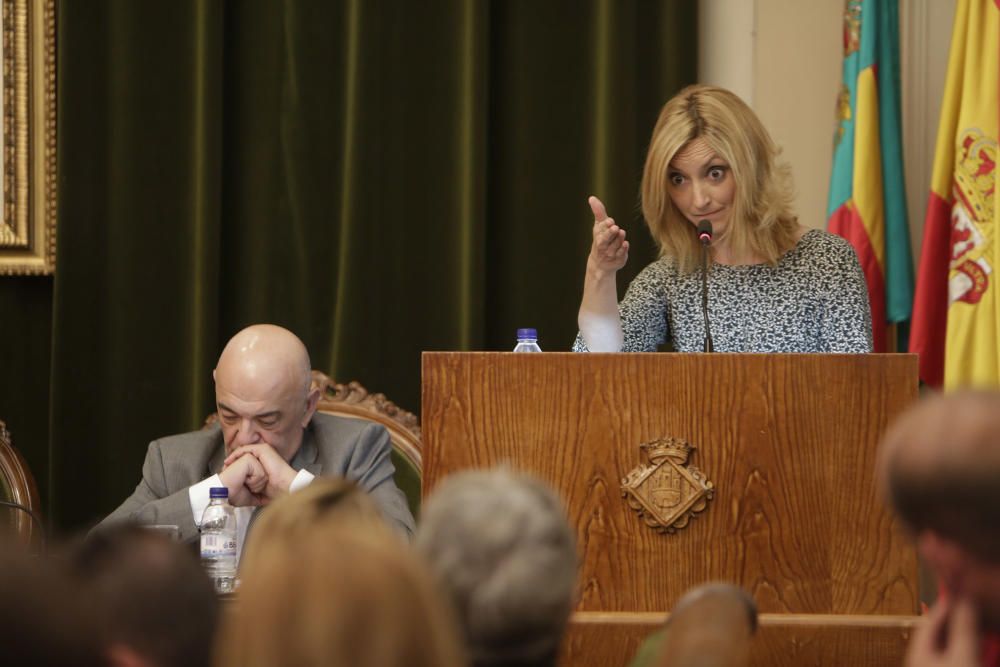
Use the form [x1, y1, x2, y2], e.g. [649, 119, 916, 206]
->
[310, 371, 422, 515]
[0, 420, 42, 546]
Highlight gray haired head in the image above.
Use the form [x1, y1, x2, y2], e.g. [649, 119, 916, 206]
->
[416, 468, 578, 667]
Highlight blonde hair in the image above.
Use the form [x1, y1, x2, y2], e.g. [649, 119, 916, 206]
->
[641, 84, 798, 272]
[240, 477, 385, 550]
[216, 480, 465, 667]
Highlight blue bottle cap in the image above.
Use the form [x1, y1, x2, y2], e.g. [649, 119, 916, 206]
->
[516, 328, 538, 339]
[209, 487, 229, 499]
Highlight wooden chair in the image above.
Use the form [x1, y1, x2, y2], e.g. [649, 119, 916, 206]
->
[0, 419, 42, 546]
[205, 372, 422, 517]
[309, 371, 421, 517]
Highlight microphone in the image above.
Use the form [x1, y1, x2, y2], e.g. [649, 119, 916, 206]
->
[697, 220, 714, 353]
[697, 220, 713, 245]
[0, 499, 46, 550]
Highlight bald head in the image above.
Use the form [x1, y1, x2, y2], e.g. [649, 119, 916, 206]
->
[880, 390, 1000, 561]
[214, 325, 318, 460]
[216, 325, 312, 395]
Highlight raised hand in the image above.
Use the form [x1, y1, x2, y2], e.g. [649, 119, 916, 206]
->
[904, 597, 979, 667]
[218, 453, 268, 507]
[587, 195, 629, 275]
[224, 443, 299, 503]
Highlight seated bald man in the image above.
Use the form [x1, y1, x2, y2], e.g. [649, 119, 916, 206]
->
[97, 324, 415, 545]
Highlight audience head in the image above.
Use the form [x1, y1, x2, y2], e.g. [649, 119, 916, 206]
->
[655, 583, 757, 667]
[213, 324, 320, 461]
[879, 390, 1000, 631]
[67, 525, 218, 667]
[0, 545, 106, 667]
[641, 84, 796, 272]
[242, 476, 389, 552]
[218, 478, 465, 667]
[416, 468, 578, 667]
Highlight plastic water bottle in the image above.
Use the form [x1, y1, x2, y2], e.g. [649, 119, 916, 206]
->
[200, 487, 237, 593]
[513, 328, 542, 352]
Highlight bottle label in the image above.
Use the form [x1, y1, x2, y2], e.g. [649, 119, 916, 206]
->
[200, 534, 237, 558]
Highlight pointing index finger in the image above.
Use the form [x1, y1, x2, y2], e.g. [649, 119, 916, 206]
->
[588, 195, 609, 223]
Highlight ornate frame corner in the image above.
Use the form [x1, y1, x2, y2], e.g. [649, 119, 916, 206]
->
[1, 0, 56, 275]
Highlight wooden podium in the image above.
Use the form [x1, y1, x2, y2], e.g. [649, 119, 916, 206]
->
[422, 352, 920, 667]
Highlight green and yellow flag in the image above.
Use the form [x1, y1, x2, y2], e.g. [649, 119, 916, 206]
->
[827, 0, 914, 353]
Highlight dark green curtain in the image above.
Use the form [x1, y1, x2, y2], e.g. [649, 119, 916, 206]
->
[4, 0, 697, 532]
[0, 278, 52, 507]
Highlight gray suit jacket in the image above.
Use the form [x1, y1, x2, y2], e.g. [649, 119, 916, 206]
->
[96, 413, 415, 541]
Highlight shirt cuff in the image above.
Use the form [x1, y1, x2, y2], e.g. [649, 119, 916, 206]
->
[289, 469, 315, 493]
[189, 474, 223, 527]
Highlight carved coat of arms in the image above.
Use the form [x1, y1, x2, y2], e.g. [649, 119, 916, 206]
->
[621, 437, 714, 534]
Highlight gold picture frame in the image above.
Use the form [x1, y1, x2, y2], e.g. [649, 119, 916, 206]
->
[1, 0, 55, 275]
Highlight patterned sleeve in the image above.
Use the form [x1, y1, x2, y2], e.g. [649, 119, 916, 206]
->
[572, 260, 670, 352]
[816, 236, 874, 353]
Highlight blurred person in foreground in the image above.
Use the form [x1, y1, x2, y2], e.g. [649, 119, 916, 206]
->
[0, 545, 106, 667]
[575, 84, 872, 354]
[216, 477, 464, 667]
[97, 324, 414, 553]
[67, 524, 218, 667]
[628, 582, 757, 667]
[879, 390, 1000, 667]
[416, 468, 578, 667]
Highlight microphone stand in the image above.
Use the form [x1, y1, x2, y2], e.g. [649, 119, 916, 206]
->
[697, 220, 714, 353]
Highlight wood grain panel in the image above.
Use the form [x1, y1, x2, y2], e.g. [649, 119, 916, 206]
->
[422, 353, 919, 615]
[560, 612, 917, 667]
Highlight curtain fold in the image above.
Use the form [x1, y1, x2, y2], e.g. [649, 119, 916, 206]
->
[51, 0, 224, 528]
[41, 0, 696, 530]
[0, 279, 52, 498]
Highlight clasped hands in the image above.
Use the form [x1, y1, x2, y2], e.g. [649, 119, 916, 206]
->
[218, 444, 298, 507]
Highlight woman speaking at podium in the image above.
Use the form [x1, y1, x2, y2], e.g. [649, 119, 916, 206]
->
[573, 85, 872, 354]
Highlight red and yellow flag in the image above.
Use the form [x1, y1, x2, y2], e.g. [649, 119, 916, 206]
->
[909, 0, 999, 389]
